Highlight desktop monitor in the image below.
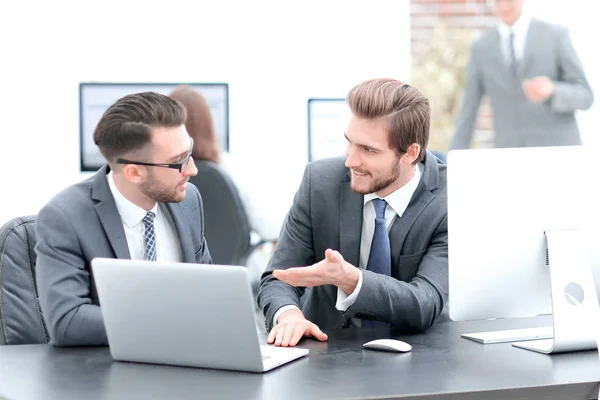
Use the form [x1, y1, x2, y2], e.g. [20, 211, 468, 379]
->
[307, 98, 352, 162]
[79, 82, 229, 172]
[447, 146, 600, 353]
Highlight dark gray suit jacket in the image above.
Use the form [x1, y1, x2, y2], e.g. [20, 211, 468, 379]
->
[258, 152, 448, 332]
[35, 166, 212, 346]
[451, 18, 593, 149]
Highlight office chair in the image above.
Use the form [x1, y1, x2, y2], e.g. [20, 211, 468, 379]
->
[189, 160, 265, 268]
[0, 215, 49, 345]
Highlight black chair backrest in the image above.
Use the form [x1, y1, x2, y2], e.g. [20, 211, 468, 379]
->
[0, 215, 49, 345]
[189, 160, 253, 265]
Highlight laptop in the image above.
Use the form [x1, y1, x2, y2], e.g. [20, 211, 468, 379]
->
[91, 258, 308, 372]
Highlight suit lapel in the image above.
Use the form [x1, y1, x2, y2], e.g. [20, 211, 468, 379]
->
[389, 152, 439, 276]
[489, 29, 513, 83]
[166, 202, 196, 263]
[389, 184, 435, 276]
[518, 19, 538, 77]
[92, 166, 131, 259]
[339, 180, 363, 268]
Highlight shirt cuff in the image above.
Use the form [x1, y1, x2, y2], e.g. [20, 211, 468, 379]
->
[336, 269, 364, 311]
[273, 305, 300, 326]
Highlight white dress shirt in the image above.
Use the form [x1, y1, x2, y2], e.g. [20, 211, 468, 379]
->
[273, 163, 423, 325]
[107, 171, 182, 262]
[497, 12, 531, 64]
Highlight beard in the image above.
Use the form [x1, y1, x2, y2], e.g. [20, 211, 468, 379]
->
[140, 170, 186, 204]
[350, 159, 402, 195]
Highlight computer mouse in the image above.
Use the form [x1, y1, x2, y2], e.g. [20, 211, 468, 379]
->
[362, 339, 412, 353]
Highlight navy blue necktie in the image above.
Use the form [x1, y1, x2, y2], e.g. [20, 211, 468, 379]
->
[363, 198, 391, 328]
[366, 199, 391, 276]
[142, 211, 157, 261]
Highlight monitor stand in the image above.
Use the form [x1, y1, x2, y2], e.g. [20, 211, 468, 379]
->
[461, 229, 600, 353]
[512, 229, 600, 354]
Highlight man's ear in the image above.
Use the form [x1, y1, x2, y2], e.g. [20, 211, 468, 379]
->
[403, 143, 421, 164]
[122, 164, 144, 184]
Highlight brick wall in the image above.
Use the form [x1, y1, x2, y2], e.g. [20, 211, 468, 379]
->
[411, 0, 496, 148]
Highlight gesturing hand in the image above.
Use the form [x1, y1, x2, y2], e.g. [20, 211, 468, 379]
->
[273, 249, 359, 294]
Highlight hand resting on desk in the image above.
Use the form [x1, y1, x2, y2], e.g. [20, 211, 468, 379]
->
[267, 308, 328, 347]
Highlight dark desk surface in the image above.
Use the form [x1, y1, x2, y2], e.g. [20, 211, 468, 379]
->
[1, 316, 599, 400]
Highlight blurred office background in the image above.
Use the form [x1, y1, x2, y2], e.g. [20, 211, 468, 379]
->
[0, 0, 598, 249]
[411, 0, 599, 152]
[0, 0, 410, 227]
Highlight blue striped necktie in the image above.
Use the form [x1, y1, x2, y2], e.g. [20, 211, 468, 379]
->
[142, 211, 157, 261]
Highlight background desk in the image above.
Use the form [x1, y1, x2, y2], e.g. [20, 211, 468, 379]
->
[0, 317, 599, 400]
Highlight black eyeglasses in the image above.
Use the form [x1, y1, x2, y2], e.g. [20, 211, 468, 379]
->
[116, 138, 194, 173]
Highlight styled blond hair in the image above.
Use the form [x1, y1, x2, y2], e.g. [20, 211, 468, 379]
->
[346, 78, 430, 163]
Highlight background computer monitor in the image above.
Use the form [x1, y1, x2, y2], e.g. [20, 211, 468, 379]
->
[447, 145, 599, 322]
[307, 98, 352, 162]
[79, 82, 229, 172]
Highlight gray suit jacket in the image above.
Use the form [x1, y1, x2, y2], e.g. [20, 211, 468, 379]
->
[35, 166, 212, 346]
[451, 18, 593, 149]
[258, 152, 448, 332]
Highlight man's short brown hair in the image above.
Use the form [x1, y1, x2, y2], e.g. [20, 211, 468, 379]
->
[346, 78, 430, 163]
[93, 91, 187, 163]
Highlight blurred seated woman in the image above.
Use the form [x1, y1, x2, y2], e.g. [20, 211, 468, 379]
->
[169, 85, 281, 245]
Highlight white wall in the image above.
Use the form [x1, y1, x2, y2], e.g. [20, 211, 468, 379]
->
[0, 0, 410, 226]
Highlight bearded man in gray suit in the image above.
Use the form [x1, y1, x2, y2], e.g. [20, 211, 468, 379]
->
[258, 79, 448, 347]
[451, 0, 593, 149]
[35, 92, 212, 346]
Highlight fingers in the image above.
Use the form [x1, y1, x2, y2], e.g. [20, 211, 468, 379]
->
[281, 324, 296, 347]
[325, 248, 333, 260]
[267, 326, 277, 344]
[273, 269, 297, 286]
[272, 269, 283, 280]
[522, 84, 542, 102]
[274, 325, 286, 346]
[522, 81, 536, 93]
[268, 320, 327, 347]
[523, 78, 550, 99]
[290, 325, 306, 346]
[270, 323, 302, 347]
[325, 248, 344, 263]
[273, 266, 317, 287]
[308, 323, 328, 341]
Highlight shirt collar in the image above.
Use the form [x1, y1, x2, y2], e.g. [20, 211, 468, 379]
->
[107, 170, 159, 228]
[497, 12, 531, 39]
[364, 163, 423, 218]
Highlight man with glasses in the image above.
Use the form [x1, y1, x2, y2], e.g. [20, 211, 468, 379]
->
[35, 92, 212, 346]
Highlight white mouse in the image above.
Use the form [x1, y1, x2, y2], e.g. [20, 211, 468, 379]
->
[362, 339, 412, 353]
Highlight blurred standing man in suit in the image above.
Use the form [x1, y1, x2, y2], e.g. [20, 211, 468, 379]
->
[36, 92, 212, 346]
[258, 78, 448, 347]
[450, 0, 593, 149]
